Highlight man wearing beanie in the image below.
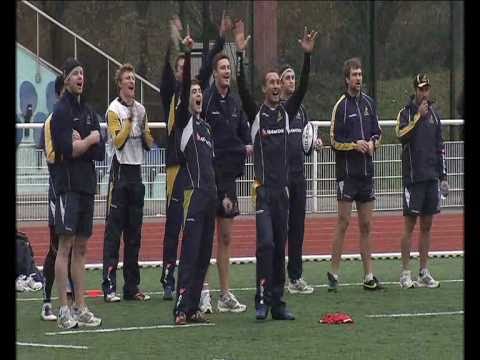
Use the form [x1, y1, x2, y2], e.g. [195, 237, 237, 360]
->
[50, 57, 105, 328]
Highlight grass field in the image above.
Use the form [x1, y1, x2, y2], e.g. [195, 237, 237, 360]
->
[16, 257, 464, 360]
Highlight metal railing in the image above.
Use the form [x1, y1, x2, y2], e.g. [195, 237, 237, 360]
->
[16, 120, 464, 221]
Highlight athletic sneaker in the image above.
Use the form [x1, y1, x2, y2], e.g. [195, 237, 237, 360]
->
[175, 311, 187, 325]
[41, 303, 57, 321]
[363, 275, 384, 290]
[104, 292, 121, 303]
[27, 273, 44, 291]
[217, 291, 247, 313]
[399, 270, 415, 289]
[327, 272, 338, 292]
[416, 269, 440, 288]
[15, 275, 28, 292]
[199, 289, 213, 314]
[57, 305, 78, 329]
[287, 278, 314, 294]
[75, 307, 102, 327]
[124, 291, 151, 301]
[187, 310, 209, 323]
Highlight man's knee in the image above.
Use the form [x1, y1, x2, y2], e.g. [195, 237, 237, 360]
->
[337, 214, 350, 232]
[72, 238, 88, 257]
[359, 220, 371, 236]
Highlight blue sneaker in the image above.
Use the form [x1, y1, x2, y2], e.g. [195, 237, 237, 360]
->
[163, 285, 174, 301]
[255, 303, 269, 320]
[327, 272, 338, 292]
[271, 304, 295, 320]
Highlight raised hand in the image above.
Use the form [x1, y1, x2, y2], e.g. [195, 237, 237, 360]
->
[233, 19, 251, 51]
[219, 10, 233, 36]
[298, 26, 318, 53]
[182, 25, 194, 51]
[169, 15, 183, 50]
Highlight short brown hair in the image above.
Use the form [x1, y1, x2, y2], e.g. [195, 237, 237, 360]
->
[263, 68, 279, 85]
[212, 53, 230, 70]
[343, 57, 362, 81]
[115, 63, 135, 87]
[191, 78, 201, 87]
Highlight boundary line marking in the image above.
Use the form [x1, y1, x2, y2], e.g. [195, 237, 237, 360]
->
[17, 341, 88, 349]
[45, 322, 215, 336]
[366, 310, 464, 318]
[17, 279, 464, 302]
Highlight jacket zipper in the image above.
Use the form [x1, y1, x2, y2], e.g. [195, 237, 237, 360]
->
[355, 98, 367, 176]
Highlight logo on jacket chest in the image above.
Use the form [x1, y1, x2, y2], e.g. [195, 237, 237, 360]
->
[196, 133, 212, 148]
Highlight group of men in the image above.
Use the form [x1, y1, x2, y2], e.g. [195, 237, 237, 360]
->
[37, 13, 448, 328]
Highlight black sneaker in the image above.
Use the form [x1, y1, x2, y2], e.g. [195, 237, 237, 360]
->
[363, 276, 384, 291]
[163, 285, 174, 301]
[271, 305, 295, 320]
[255, 303, 270, 320]
[327, 272, 338, 292]
[175, 311, 187, 325]
[187, 310, 209, 323]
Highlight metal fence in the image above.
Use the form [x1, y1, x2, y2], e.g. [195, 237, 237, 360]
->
[16, 121, 464, 222]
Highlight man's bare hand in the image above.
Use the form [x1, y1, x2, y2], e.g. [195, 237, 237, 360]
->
[313, 138, 323, 151]
[233, 19, 251, 51]
[355, 140, 369, 154]
[72, 130, 81, 142]
[419, 99, 429, 117]
[245, 144, 254, 156]
[88, 130, 101, 145]
[298, 26, 318, 53]
[222, 196, 233, 214]
[182, 31, 194, 51]
[367, 140, 375, 156]
[219, 11, 233, 36]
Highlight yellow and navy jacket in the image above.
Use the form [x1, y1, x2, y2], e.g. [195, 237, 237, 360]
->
[237, 51, 311, 188]
[203, 84, 251, 179]
[330, 91, 382, 180]
[105, 97, 153, 165]
[176, 52, 216, 195]
[159, 36, 225, 168]
[396, 97, 447, 184]
[50, 91, 105, 194]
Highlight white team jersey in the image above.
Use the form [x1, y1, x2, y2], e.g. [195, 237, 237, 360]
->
[106, 98, 146, 165]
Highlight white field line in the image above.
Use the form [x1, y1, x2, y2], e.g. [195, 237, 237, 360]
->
[16, 279, 464, 302]
[34, 251, 464, 271]
[17, 341, 88, 349]
[45, 322, 215, 336]
[366, 310, 464, 318]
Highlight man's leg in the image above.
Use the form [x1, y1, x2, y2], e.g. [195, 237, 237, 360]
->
[330, 201, 353, 274]
[55, 234, 74, 308]
[123, 181, 149, 300]
[43, 225, 57, 304]
[401, 215, 417, 271]
[357, 200, 374, 276]
[161, 165, 184, 298]
[419, 215, 433, 269]
[287, 177, 312, 294]
[216, 217, 233, 294]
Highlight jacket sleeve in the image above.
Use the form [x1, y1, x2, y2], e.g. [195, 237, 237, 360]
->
[330, 97, 357, 151]
[160, 42, 176, 121]
[51, 104, 73, 161]
[236, 51, 258, 124]
[285, 52, 311, 120]
[82, 110, 105, 161]
[197, 35, 225, 90]
[435, 109, 447, 180]
[142, 112, 154, 151]
[369, 99, 382, 150]
[395, 104, 422, 144]
[107, 110, 132, 151]
[176, 51, 191, 131]
[238, 107, 251, 145]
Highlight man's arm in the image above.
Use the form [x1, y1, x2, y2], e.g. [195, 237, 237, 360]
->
[369, 99, 382, 152]
[83, 111, 106, 161]
[236, 51, 257, 124]
[396, 101, 425, 144]
[329, 97, 358, 152]
[176, 41, 193, 131]
[435, 109, 447, 181]
[160, 42, 176, 117]
[141, 112, 154, 151]
[285, 27, 318, 119]
[107, 110, 133, 151]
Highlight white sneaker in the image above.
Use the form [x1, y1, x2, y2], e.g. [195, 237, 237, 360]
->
[75, 307, 102, 327]
[399, 270, 415, 289]
[26, 274, 43, 291]
[104, 292, 121, 303]
[41, 303, 57, 321]
[199, 289, 213, 314]
[57, 305, 78, 329]
[217, 291, 247, 313]
[416, 269, 440, 288]
[287, 278, 314, 294]
[16, 275, 28, 292]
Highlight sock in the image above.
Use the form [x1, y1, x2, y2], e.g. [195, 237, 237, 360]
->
[365, 273, 374, 282]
